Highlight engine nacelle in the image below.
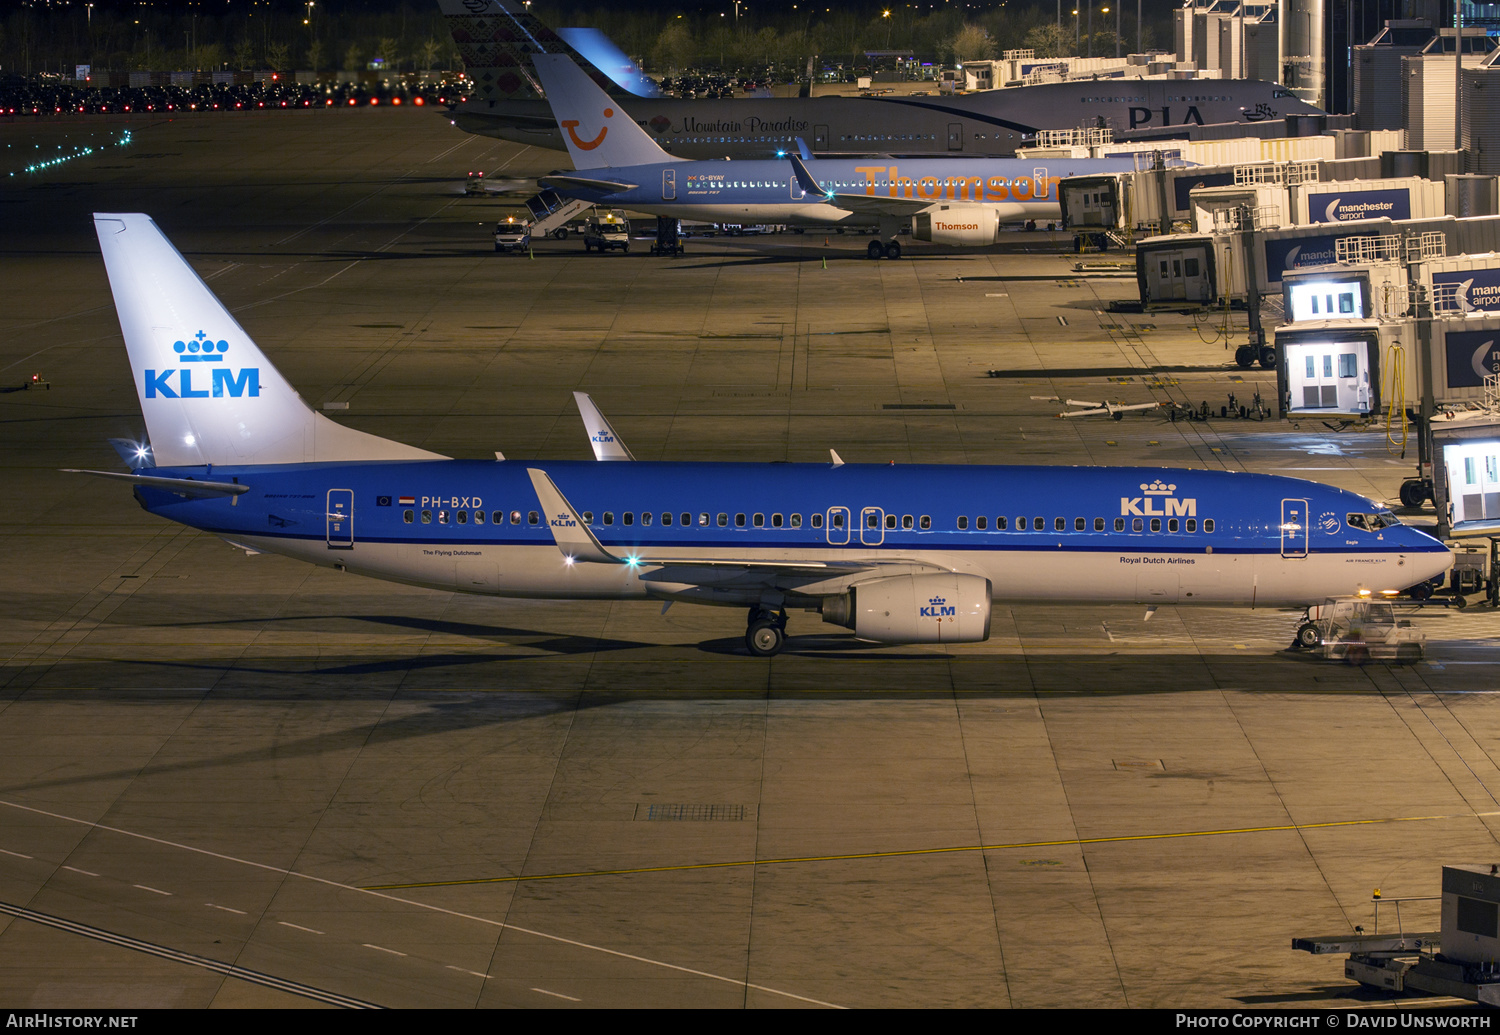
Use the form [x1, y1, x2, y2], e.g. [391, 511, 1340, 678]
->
[822, 573, 992, 645]
[912, 204, 1002, 245]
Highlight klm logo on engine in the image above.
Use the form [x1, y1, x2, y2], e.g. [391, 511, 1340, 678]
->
[144, 331, 261, 399]
[1121, 480, 1197, 517]
[920, 595, 956, 618]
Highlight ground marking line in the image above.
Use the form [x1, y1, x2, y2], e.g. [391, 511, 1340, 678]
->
[0, 798, 842, 1009]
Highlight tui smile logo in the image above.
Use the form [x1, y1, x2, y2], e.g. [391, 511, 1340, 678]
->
[562, 108, 612, 151]
[144, 330, 260, 399]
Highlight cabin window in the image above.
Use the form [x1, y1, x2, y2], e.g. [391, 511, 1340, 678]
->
[474, 510, 484, 525]
[996, 517, 1007, 530]
[753, 513, 764, 527]
[885, 513, 897, 529]
[511, 511, 523, 525]
[920, 515, 931, 530]
[603, 512, 614, 525]
[623, 512, 634, 526]
[528, 511, 539, 525]
[810, 513, 821, 529]
[1115, 518, 1125, 531]
[1054, 517, 1065, 532]
[1204, 519, 1215, 532]
[438, 510, 449, 524]
[790, 513, 803, 528]
[831, 512, 845, 529]
[957, 516, 969, 530]
[903, 515, 913, 529]
[1094, 518, 1104, 531]
[491, 511, 504, 524]
[583, 512, 594, 524]
[1035, 516, 1044, 530]
[1133, 518, 1143, 532]
[865, 512, 878, 529]
[404, 510, 413, 523]
[718, 513, 728, 527]
[422, 510, 432, 524]
[977, 517, 987, 530]
[1074, 517, 1085, 531]
[456, 510, 467, 525]
[1168, 518, 1179, 533]
[1151, 518, 1161, 532]
[772, 513, 783, 528]
[661, 513, 672, 526]
[1187, 519, 1197, 532]
[1018, 517, 1028, 530]
[736, 513, 746, 527]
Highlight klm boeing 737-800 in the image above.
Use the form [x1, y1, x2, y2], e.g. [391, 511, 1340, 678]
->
[72, 213, 1451, 656]
[532, 54, 1187, 258]
[438, 0, 1325, 159]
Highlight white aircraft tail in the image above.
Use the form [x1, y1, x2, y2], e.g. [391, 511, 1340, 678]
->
[531, 54, 672, 169]
[93, 213, 446, 469]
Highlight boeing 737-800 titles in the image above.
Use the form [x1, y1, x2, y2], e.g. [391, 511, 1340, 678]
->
[532, 54, 1188, 257]
[437, 0, 1325, 159]
[74, 213, 1450, 656]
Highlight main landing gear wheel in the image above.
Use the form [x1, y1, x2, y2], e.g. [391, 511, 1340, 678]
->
[867, 240, 884, 260]
[1296, 622, 1322, 650]
[885, 239, 901, 260]
[1399, 479, 1428, 508]
[745, 609, 788, 657]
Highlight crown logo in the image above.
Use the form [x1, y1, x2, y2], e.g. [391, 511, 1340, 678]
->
[174, 330, 229, 363]
[929, 596, 947, 606]
[1141, 480, 1176, 496]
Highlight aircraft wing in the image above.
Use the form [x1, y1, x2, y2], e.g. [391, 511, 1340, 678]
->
[526, 467, 943, 580]
[788, 154, 932, 217]
[538, 174, 638, 195]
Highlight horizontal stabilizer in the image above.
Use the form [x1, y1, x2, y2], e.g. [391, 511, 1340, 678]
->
[62, 468, 250, 498]
[538, 174, 638, 195]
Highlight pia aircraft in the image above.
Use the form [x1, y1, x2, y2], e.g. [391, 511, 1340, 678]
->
[75, 213, 1450, 657]
[438, 0, 1324, 159]
[533, 54, 1181, 258]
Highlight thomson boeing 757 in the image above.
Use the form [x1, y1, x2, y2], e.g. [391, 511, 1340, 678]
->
[75, 214, 1450, 656]
[532, 54, 1183, 258]
[438, 0, 1324, 159]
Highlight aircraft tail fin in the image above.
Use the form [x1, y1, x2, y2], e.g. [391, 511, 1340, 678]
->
[437, 0, 657, 103]
[532, 54, 672, 168]
[93, 213, 446, 469]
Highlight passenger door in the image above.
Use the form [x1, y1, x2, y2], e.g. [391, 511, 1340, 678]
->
[327, 489, 353, 550]
[1281, 499, 1309, 558]
[662, 168, 676, 200]
[860, 507, 885, 546]
[948, 123, 963, 151]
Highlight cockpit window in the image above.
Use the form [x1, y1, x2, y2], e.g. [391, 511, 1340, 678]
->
[1347, 512, 1399, 531]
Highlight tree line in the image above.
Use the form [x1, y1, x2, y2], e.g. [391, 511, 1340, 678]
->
[0, 2, 1164, 79]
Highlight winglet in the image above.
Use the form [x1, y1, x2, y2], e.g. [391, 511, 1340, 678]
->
[794, 136, 813, 161]
[789, 154, 824, 197]
[573, 392, 635, 461]
[830, 449, 845, 467]
[526, 468, 620, 564]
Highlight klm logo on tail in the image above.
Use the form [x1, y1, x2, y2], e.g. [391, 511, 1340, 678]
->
[144, 330, 261, 399]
